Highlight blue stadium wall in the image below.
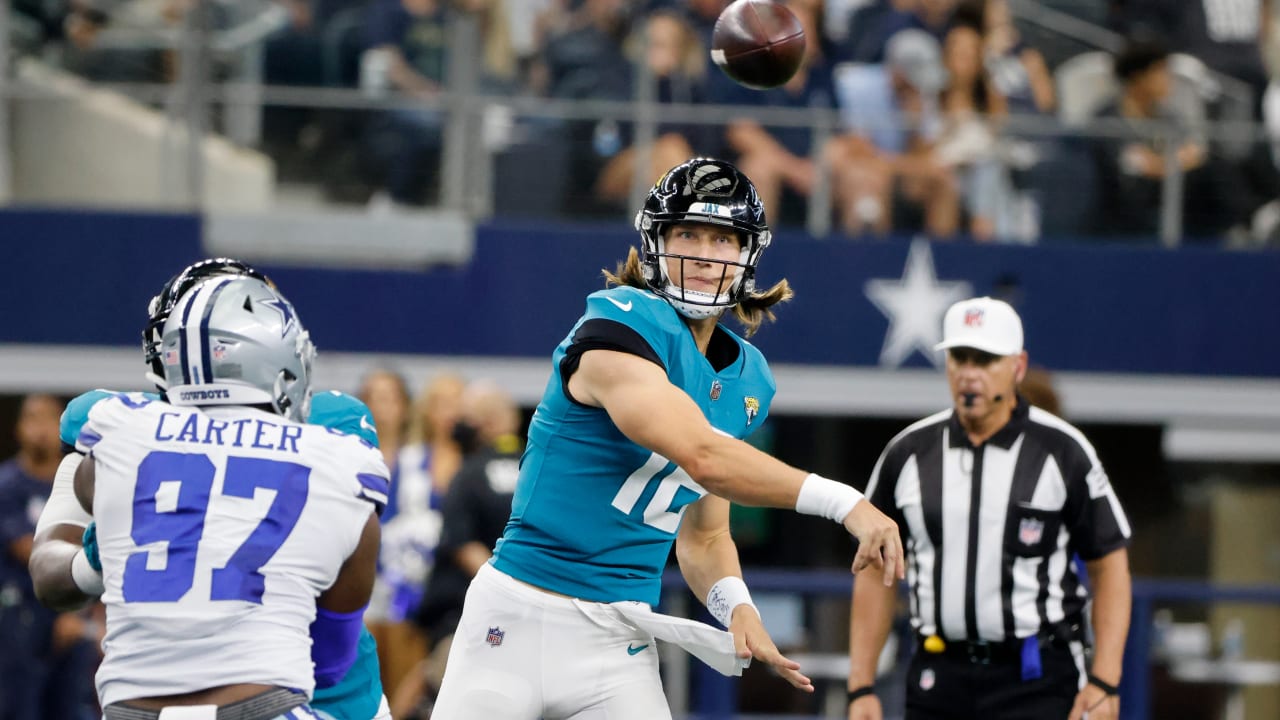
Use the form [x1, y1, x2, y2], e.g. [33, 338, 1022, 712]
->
[2, 208, 1278, 378]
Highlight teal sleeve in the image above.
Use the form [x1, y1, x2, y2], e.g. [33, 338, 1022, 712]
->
[60, 390, 158, 448]
[60, 390, 117, 448]
[308, 390, 380, 448]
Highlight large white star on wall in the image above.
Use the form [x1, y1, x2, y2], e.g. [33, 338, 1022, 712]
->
[864, 240, 972, 368]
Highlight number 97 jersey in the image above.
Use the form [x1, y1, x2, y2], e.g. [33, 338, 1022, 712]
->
[77, 394, 390, 708]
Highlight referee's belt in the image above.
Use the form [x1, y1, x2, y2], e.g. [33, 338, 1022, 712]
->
[917, 629, 1076, 665]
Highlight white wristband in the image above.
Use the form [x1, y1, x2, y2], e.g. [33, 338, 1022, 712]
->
[706, 576, 757, 628]
[71, 549, 104, 596]
[796, 473, 864, 523]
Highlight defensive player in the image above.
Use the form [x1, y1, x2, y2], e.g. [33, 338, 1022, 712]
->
[432, 158, 904, 719]
[71, 275, 386, 719]
[28, 258, 392, 720]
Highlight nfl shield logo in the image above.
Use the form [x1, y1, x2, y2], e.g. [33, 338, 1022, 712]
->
[710, 380, 722, 401]
[1018, 517, 1044, 546]
[920, 668, 935, 691]
[485, 626, 505, 647]
[964, 308, 985, 326]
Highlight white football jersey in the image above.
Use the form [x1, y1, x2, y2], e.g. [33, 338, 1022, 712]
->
[77, 394, 388, 707]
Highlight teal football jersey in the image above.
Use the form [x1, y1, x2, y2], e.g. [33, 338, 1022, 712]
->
[59, 388, 384, 720]
[491, 286, 776, 607]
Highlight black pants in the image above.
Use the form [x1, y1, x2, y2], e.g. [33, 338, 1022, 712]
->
[904, 642, 1082, 720]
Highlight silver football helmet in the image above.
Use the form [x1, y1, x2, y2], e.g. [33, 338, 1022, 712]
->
[161, 276, 315, 422]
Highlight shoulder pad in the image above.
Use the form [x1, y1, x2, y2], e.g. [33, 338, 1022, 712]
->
[309, 390, 380, 448]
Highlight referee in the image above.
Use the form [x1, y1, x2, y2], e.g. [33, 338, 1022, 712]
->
[846, 297, 1132, 720]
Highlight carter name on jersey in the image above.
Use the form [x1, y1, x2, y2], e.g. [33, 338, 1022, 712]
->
[153, 411, 305, 454]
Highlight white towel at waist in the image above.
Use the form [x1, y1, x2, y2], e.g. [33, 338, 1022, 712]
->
[572, 599, 752, 677]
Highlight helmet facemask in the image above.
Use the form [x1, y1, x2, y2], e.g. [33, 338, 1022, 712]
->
[635, 159, 772, 320]
[647, 228, 754, 320]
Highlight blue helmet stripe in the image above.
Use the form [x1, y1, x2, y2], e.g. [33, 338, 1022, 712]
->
[177, 284, 200, 385]
[198, 279, 232, 386]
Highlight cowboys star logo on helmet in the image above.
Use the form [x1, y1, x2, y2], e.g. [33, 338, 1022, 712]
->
[160, 276, 315, 422]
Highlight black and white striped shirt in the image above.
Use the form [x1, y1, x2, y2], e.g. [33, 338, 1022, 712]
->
[866, 398, 1131, 643]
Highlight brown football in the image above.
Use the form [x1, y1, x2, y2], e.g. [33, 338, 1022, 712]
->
[711, 0, 806, 90]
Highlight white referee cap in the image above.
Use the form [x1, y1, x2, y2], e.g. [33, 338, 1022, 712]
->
[935, 297, 1024, 356]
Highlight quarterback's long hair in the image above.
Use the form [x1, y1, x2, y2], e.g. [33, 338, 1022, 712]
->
[602, 247, 793, 338]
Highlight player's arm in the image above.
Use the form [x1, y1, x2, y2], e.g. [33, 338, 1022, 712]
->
[30, 523, 96, 611]
[569, 348, 903, 581]
[31, 452, 102, 610]
[30, 450, 106, 607]
[311, 511, 380, 689]
[32, 393, 112, 610]
[676, 493, 812, 691]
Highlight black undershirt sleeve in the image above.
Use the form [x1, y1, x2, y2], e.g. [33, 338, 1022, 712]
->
[559, 319, 665, 407]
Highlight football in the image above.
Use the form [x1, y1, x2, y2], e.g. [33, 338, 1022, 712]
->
[710, 0, 806, 90]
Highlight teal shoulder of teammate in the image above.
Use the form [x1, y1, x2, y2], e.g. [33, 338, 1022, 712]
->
[61, 390, 159, 448]
[309, 390, 381, 448]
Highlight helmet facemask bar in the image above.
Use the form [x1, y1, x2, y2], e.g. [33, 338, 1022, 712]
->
[638, 216, 770, 319]
[648, 232, 751, 307]
[634, 159, 772, 320]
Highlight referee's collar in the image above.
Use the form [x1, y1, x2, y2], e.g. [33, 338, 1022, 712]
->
[948, 395, 1030, 450]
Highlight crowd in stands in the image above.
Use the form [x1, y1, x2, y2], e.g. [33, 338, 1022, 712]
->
[9, 0, 1280, 246]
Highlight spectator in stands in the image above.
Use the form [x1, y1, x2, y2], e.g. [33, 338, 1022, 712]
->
[530, 0, 636, 215]
[680, 0, 732, 41]
[978, 0, 1054, 115]
[841, 0, 957, 63]
[0, 395, 100, 720]
[363, 0, 452, 206]
[265, 1, 337, 88]
[55, 0, 183, 83]
[937, 7, 1009, 240]
[594, 9, 710, 206]
[835, 28, 961, 237]
[1111, 0, 1270, 117]
[1089, 36, 1230, 239]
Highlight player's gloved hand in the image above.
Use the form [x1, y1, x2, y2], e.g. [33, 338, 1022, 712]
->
[728, 605, 812, 692]
[82, 522, 101, 572]
[842, 501, 904, 586]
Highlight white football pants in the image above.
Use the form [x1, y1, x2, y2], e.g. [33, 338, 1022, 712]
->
[430, 564, 671, 720]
